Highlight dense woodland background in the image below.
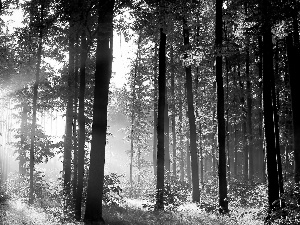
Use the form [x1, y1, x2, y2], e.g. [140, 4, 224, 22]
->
[0, 0, 300, 224]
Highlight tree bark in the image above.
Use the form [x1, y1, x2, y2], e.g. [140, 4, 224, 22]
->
[64, 20, 75, 207]
[29, 2, 44, 204]
[170, 45, 177, 179]
[215, 0, 228, 213]
[262, 0, 280, 211]
[155, 26, 166, 210]
[72, 38, 79, 204]
[75, 29, 88, 221]
[183, 18, 200, 203]
[179, 82, 184, 182]
[290, 1, 300, 186]
[19, 103, 28, 177]
[153, 42, 158, 176]
[245, 36, 253, 183]
[84, 0, 114, 222]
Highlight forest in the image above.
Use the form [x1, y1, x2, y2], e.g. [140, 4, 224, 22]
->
[0, 0, 299, 224]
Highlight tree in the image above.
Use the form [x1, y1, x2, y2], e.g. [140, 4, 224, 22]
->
[287, 0, 300, 187]
[215, 0, 228, 214]
[74, 18, 88, 221]
[63, 4, 76, 208]
[29, 0, 45, 205]
[155, 0, 166, 210]
[84, 0, 114, 223]
[261, 0, 280, 212]
[183, 17, 200, 203]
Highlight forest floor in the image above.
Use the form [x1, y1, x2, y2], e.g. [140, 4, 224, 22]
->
[0, 196, 265, 225]
[0, 197, 60, 225]
[101, 198, 265, 225]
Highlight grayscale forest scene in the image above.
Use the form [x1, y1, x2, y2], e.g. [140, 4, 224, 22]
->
[0, 0, 299, 224]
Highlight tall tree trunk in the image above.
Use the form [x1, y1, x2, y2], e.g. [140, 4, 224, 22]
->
[164, 103, 170, 182]
[258, 36, 265, 183]
[179, 82, 184, 182]
[155, 25, 166, 210]
[245, 35, 253, 183]
[84, 0, 114, 223]
[129, 34, 141, 197]
[273, 41, 284, 204]
[183, 18, 200, 203]
[72, 40, 79, 204]
[29, 3, 44, 204]
[153, 42, 158, 176]
[290, 0, 300, 187]
[19, 103, 28, 177]
[225, 59, 230, 182]
[75, 29, 88, 221]
[215, 0, 228, 213]
[64, 21, 75, 207]
[170, 45, 177, 179]
[262, 0, 280, 211]
[186, 131, 191, 188]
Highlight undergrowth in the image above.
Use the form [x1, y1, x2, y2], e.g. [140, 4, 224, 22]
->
[1, 171, 299, 225]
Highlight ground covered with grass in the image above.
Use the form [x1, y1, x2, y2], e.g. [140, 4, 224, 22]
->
[0, 172, 299, 224]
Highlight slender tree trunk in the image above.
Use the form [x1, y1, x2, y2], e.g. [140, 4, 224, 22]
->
[29, 3, 44, 204]
[290, 1, 300, 187]
[258, 36, 265, 183]
[245, 36, 254, 183]
[273, 41, 284, 204]
[216, 0, 228, 213]
[75, 29, 88, 221]
[164, 103, 170, 183]
[64, 21, 75, 207]
[72, 40, 79, 204]
[155, 25, 166, 210]
[225, 59, 230, 182]
[129, 34, 141, 197]
[170, 45, 177, 179]
[19, 103, 28, 177]
[179, 82, 184, 182]
[153, 42, 158, 177]
[262, 0, 280, 211]
[84, 1, 114, 222]
[183, 18, 200, 203]
[186, 132, 191, 188]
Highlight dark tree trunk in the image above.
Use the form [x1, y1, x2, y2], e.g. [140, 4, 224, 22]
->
[262, 0, 280, 211]
[257, 36, 265, 183]
[153, 42, 158, 176]
[273, 41, 284, 204]
[290, 1, 300, 186]
[287, 33, 300, 200]
[215, 0, 228, 213]
[183, 18, 200, 203]
[245, 37, 254, 183]
[179, 82, 184, 182]
[164, 102, 170, 182]
[75, 30, 88, 221]
[72, 39, 79, 204]
[170, 45, 177, 179]
[64, 21, 75, 207]
[84, 0, 114, 223]
[155, 26, 166, 210]
[186, 132, 191, 188]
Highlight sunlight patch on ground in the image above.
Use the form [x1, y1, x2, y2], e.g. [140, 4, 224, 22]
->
[4, 198, 60, 225]
[123, 197, 151, 210]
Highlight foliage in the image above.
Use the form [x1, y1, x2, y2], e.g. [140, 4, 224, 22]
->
[266, 182, 300, 224]
[103, 173, 124, 206]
